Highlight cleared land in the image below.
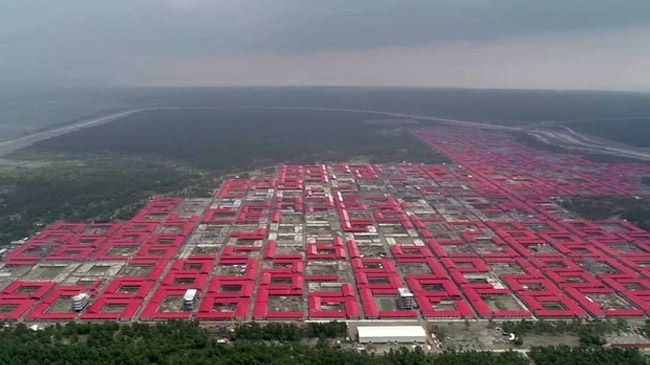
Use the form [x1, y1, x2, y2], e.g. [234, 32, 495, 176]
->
[2, 126, 650, 326]
[560, 197, 650, 232]
[0, 158, 208, 245]
[22, 108, 449, 168]
[1, 108, 449, 246]
[565, 119, 650, 148]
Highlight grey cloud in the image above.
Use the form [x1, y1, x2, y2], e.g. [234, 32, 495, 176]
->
[254, 0, 650, 53]
[134, 26, 650, 91]
[1, 0, 649, 89]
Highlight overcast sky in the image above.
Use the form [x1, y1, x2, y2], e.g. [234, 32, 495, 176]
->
[1, 0, 649, 90]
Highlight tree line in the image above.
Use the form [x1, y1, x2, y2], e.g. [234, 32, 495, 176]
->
[231, 321, 348, 341]
[0, 321, 647, 365]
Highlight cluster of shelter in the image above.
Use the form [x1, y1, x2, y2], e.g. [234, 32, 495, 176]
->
[1, 126, 650, 322]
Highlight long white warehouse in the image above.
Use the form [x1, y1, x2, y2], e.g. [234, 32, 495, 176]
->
[357, 326, 427, 343]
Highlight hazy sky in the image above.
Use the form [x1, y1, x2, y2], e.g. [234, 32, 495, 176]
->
[1, 0, 649, 90]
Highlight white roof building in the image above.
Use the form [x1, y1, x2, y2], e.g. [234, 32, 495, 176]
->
[398, 287, 416, 310]
[183, 289, 198, 302]
[357, 326, 427, 343]
[398, 287, 414, 297]
[183, 289, 198, 310]
[71, 293, 91, 312]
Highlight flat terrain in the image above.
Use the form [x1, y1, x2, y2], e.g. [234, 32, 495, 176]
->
[1, 108, 450, 247]
[3, 86, 650, 160]
[1, 108, 650, 364]
[0, 158, 210, 245]
[0, 88, 129, 141]
[21, 108, 449, 168]
[564, 119, 650, 148]
[2, 126, 650, 328]
[0, 109, 147, 156]
[560, 196, 650, 232]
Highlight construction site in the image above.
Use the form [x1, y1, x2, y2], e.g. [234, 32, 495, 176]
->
[1, 126, 650, 323]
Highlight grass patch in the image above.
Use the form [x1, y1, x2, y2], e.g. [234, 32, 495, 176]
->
[21, 108, 449, 168]
[560, 196, 650, 232]
[0, 157, 209, 245]
[565, 119, 650, 147]
[512, 132, 647, 164]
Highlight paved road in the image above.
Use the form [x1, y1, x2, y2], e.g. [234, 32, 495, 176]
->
[0, 109, 150, 156]
[527, 128, 650, 161]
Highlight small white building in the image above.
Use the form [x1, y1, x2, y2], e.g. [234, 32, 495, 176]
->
[398, 287, 416, 309]
[71, 293, 91, 312]
[357, 326, 427, 344]
[183, 289, 197, 311]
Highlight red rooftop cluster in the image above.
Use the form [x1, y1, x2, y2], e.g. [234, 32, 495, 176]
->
[1, 126, 650, 322]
